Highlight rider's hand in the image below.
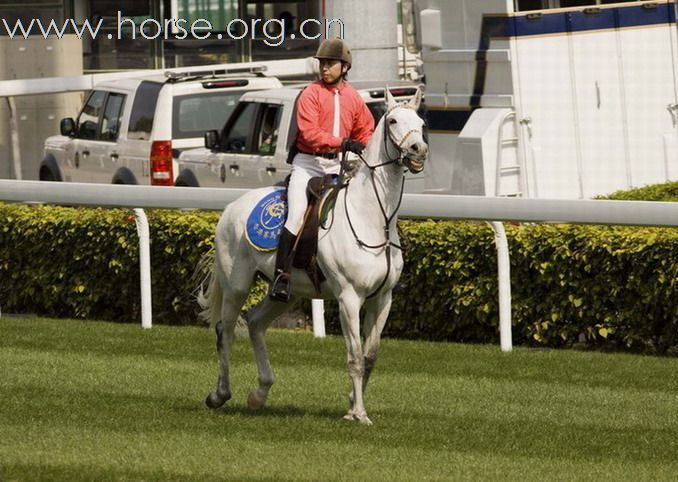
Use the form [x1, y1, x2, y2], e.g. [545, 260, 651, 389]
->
[341, 138, 365, 155]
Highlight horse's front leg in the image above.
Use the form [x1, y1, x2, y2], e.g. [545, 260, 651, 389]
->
[349, 291, 392, 410]
[206, 295, 245, 409]
[245, 297, 291, 410]
[338, 290, 371, 425]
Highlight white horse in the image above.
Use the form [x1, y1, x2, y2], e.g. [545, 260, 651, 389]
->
[199, 88, 427, 425]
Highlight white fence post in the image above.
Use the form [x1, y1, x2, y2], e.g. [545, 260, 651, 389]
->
[487, 221, 512, 352]
[5, 97, 21, 180]
[133, 209, 152, 329]
[312, 299, 326, 338]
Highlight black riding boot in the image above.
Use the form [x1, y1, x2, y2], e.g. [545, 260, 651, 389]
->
[269, 228, 297, 302]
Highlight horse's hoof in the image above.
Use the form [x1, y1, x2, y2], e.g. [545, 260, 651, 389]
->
[357, 415, 373, 426]
[205, 391, 230, 409]
[342, 412, 373, 425]
[247, 390, 266, 410]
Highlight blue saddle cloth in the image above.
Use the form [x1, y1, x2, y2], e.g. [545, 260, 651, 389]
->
[245, 189, 287, 251]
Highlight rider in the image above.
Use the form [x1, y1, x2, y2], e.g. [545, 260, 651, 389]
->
[269, 38, 375, 302]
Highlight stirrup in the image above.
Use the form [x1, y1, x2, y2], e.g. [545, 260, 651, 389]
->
[269, 271, 291, 302]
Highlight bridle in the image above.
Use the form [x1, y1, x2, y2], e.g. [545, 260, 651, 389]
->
[382, 104, 425, 168]
[338, 103, 426, 299]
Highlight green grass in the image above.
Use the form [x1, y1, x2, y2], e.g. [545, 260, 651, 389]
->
[2, 318, 678, 481]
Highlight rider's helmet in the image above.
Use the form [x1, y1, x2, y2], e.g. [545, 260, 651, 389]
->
[314, 38, 352, 70]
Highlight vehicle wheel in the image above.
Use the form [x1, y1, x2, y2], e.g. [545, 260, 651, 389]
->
[111, 167, 138, 185]
[39, 158, 63, 181]
[42, 170, 57, 181]
[175, 169, 200, 187]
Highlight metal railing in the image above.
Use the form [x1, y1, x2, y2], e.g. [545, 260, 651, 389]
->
[4, 179, 678, 350]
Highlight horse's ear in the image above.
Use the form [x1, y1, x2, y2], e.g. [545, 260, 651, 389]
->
[408, 88, 423, 111]
[385, 85, 397, 110]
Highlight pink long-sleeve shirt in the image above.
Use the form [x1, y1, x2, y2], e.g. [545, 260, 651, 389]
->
[295, 80, 375, 154]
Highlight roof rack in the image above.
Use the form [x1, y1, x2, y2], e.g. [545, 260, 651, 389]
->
[164, 65, 268, 83]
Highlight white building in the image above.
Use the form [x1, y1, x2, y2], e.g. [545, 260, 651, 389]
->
[410, 0, 678, 198]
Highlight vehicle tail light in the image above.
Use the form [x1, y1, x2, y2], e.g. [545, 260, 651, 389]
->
[150, 140, 173, 186]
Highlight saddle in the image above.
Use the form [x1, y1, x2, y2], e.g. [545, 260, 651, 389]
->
[288, 174, 344, 294]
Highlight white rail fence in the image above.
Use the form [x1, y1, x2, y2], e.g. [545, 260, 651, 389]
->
[4, 179, 678, 351]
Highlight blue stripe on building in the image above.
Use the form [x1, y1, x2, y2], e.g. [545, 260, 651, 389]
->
[506, 2, 676, 37]
[617, 3, 676, 28]
[569, 8, 617, 32]
[507, 10, 569, 37]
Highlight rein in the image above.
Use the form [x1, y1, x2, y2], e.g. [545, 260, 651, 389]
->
[340, 106, 421, 299]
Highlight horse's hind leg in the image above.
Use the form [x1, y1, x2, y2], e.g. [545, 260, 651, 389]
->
[206, 290, 248, 409]
[350, 291, 392, 412]
[245, 297, 292, 410]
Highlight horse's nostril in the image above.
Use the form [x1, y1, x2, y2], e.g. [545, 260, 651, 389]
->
[411, 144, 419, 152]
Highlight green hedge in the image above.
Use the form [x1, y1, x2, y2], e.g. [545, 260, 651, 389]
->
[315, 221, 678, 353]
[517, 224, 678, 352]
[597, 180, 678, 202]
[3, 199, 678, 353]
[0, 204, 218, 324]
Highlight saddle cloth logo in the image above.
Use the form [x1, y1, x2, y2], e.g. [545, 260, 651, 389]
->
[245, 189, 287, 251]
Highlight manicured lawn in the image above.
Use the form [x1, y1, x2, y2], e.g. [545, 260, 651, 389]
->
[2, 317, 678, 481]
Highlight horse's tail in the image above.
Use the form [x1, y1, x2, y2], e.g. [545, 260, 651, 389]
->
[196, 249, 222, 328]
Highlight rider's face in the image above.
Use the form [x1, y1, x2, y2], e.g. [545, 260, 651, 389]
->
[319, 59, 345, 84]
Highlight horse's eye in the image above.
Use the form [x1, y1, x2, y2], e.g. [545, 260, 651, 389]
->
[388, 118, 397, 125]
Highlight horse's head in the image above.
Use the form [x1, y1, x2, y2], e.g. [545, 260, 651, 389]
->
[383, 87, 428, 174]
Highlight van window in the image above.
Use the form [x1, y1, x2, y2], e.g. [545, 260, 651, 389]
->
[100, 93, 126, 141]
[172, 91, 243, 140]
[77, 90, 107, 140]
[222, 102, 258, 153]
[256, 104, 282, 156]
[128, 81, 162, 140]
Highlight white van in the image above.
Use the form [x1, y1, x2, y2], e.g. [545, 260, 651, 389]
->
[177, 80, 425, 190]
[40, 70, 283, 186]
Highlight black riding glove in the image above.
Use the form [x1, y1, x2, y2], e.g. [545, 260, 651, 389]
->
[341, 138, 365, 155]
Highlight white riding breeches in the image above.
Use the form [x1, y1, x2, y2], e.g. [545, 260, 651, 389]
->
[284, 153, 341, 236]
